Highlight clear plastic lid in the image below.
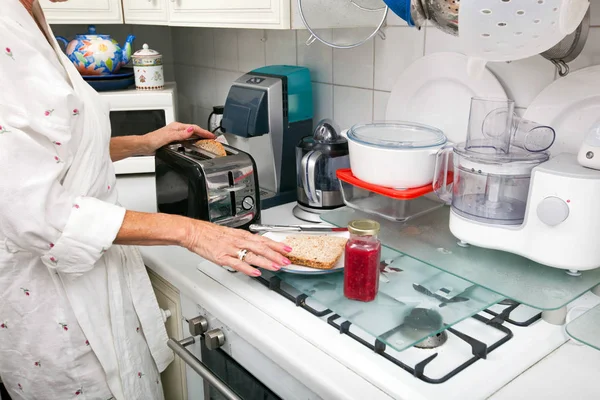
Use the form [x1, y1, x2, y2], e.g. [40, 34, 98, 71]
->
[348, 122, 447, 149]
[454, 143, 550, 175]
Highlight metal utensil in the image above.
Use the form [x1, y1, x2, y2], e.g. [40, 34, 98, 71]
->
[249, 224, 348, 233]
[542, 7, 590, 77]
[412, 283, 470, 307]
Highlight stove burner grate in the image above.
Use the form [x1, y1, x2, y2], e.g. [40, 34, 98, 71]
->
[255, 275, 531, 384]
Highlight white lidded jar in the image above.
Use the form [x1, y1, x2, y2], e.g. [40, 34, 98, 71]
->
[132, 43, 164, 90]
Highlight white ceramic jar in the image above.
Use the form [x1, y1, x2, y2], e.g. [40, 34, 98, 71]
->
[347, 122, 447, 189]
[132, 43, 164, 90]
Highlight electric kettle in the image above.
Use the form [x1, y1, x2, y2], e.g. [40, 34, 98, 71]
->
[293, 119, 350, 223]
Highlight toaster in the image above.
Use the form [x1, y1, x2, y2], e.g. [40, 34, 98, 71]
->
[155, 139, 261, 230]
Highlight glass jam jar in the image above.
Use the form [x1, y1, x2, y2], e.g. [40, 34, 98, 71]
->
[344, 219, 382, 302]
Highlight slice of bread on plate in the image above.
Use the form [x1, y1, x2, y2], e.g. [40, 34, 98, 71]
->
[283, 235, 348, 270]
[194, 139, 227, 157]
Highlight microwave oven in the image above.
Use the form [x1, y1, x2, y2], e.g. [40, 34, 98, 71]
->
[99, 83, 177, 213]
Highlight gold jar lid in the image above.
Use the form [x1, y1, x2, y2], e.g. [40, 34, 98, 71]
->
[347, 219, 380, 236]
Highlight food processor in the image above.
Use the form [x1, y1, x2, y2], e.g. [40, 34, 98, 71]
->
[432, 97, 600, 274]
[434, 147, 600, 274]
[294, 119, 350, 223]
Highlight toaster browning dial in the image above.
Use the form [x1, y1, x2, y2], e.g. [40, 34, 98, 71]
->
[242, 196, 255, 211]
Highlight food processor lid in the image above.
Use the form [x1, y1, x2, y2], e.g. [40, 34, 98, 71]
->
[454, 143, 550, 176]
[455, 143, 550, 164]
[348, 121, 447, 149]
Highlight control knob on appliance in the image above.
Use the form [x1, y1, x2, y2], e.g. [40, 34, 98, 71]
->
[536, 196, 570, 226]
[188, 316, 209, 336]
[242, 196, 255, 211]
[205, 329, 226, 350]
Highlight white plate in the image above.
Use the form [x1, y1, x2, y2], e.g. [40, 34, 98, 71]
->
[263, 231, 349, 275]
[385, 52, 507, 144]
[524, 65, 600, 156]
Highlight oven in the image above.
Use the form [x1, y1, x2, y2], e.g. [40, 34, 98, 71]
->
[100, 83, 177, 213]
[175, 296, 319, 400]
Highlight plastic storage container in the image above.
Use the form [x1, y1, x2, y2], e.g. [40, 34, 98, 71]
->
[347, 121, 447, 189]
[336, 169, 447, 222]
[344, 220, 382, 302]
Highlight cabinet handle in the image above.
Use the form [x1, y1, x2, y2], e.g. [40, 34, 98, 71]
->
[168, 337, 242, 400]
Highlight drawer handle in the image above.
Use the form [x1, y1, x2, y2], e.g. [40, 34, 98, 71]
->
[168, 337, 242, 400]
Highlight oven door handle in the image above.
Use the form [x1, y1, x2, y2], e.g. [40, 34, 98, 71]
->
[167, 337, 242, 400]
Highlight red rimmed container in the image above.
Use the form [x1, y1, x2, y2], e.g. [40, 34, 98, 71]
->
[336, 169, 453, 222]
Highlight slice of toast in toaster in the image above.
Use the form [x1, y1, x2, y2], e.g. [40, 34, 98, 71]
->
[194, 139, 227, 157]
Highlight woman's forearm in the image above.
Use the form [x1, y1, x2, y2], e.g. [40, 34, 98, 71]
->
[109, 136, 152, 162]
[114, 210, 195, 247]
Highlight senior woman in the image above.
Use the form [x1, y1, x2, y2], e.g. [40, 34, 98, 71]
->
[0, 1, 293, 399]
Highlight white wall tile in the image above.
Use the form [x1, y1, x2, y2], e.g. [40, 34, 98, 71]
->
[386, 11, 411, 27]
[312, 83, 334, 126]
[297, 29, 334, 83]
[237, 29, 266, 72]
[190, 67, 216, 109]
[333, 28, 374, 89]
[132, 25, 173, 64]
[172, 27, 214, 68]
[424, 27, 462, 55]
[215, 70, 242, 106]
[487, 56, 556, 108]
[373, 91, 391, 121]
[191, 106, 213, 129]
[374, 27, 425, 91]
[591, 1, 600, 26]
[266, 30, 297, 66]
[334, 86, 373, 130]
[164, 64, 176, 82]
[214, 29, 239, 71]
[568, 27, 600, 73]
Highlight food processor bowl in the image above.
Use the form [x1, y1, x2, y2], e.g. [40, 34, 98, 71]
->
[451, 145, 550, 225]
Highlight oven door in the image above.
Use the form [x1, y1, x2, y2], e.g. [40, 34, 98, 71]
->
[168, 325, 281, 400]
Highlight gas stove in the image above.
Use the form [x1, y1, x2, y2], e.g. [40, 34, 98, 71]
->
[254, 273, 543, 385]
[213, 202, 600, 400]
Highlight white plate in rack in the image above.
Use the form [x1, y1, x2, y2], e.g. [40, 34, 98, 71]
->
[524, 65, 600, 156]
[385, 52, 507, 144]
[262, 231, 349, 275]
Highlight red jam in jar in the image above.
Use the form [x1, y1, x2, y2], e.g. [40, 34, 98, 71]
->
[344, 219, 381, 302]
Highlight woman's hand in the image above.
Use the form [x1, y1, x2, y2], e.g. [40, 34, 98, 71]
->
[184, 220, 293, 277]
[143, 122, 216, 155]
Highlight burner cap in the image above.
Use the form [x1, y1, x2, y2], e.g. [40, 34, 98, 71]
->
[415, 331, 449, 349]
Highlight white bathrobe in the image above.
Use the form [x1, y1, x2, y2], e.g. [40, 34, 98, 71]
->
[0, 1, 174, 399]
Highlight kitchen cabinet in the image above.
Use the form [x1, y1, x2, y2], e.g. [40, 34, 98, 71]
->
[40, 0, 124, 24]
[167, 0, 291, 29]
[123, 0, 169, 25]
[43, 0, 380, 30]
[148, 268, 188, 400]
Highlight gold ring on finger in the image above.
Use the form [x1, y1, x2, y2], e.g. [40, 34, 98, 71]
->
[237, 249, 249, 262]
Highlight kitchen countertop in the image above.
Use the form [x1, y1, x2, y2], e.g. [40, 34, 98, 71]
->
[140, 202, 600, 400]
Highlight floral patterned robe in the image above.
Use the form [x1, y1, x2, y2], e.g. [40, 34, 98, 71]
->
[0, 1, 173, 399]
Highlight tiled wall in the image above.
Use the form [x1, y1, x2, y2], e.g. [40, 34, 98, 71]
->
[54, 4, 600, 132]
[171, 7, 600, 131]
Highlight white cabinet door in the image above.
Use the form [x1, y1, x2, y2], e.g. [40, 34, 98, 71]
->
[148, 269, 188, 400]
[168, 0, 290, 29]
[123, 0, 169, 25]
[39, 0, 123, 24]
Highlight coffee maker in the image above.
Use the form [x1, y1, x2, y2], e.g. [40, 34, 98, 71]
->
[294, 119, 350, 222]
[221, 66, 313, 209]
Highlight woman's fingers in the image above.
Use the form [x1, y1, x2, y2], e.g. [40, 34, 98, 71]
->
[242, 231, 293, 254]
[186, 124, 215, 139]
[223, 257, 261, 277]
[241, 240, 291, 267]
[243, 252, 281, 272]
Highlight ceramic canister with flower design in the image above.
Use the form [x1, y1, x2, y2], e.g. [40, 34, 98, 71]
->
[132, 44, 164, 90]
